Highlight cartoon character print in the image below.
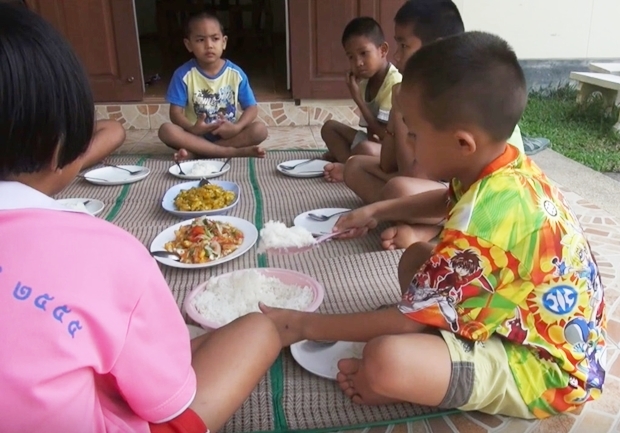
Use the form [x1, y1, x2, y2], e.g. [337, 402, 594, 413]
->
[552, 232, 604, 323]
[402, 249, 493, 332]
[563, 317, 606, 403]
[193, 85, 237, 124]
[506, 308, 529, 344]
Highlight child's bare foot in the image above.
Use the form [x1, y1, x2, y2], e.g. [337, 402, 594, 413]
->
[324, 162, 345, 182]
[233, 146, 266, 158]
[322, 151, 337, 162]
[380, 224, 420, 250]
[337, 358, 403, 406]
[174, 148, 194, 162]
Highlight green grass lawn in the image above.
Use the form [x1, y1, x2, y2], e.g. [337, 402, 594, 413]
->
[520, 86, 620, 172]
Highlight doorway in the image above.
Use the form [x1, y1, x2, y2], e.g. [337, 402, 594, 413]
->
[135, 0, 290, 101]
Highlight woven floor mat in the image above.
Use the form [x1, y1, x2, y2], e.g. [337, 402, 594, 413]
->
[56, 152, 450, 433]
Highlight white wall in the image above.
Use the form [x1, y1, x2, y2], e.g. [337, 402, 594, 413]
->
[453, 0, 620, 59]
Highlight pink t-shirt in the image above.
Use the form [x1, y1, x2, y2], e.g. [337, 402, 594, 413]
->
[0, 182, 197, 432]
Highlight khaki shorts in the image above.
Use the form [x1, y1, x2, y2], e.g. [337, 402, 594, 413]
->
[351, 130, 369, 149]
[438, 330, 535, 419]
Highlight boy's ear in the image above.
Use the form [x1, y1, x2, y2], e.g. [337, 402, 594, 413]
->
[453, 130, 477, 156]
[380, 41, 389, 57]
[222, 35, 228, 50]
[183, 38, 192, 52]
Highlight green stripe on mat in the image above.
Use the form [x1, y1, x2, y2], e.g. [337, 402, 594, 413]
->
[104, 156, 147, 222]
[249, 158, 289, 432]
[248, 155, 459, 433]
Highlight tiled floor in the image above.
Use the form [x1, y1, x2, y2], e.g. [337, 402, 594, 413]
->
[117, 126, 620, 433]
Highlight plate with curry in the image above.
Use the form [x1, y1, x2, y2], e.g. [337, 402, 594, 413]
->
[162, 180, 240, 218]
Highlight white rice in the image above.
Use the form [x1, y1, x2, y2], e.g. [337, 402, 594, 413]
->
[189, 160, 217, 176]
[257, 220, 316, 252]
[192, 269, 314, 327]
[62, 201, 88, 212]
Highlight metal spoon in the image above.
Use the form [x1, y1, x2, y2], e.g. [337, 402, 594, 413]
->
[198, 178, 211, 186]
[307, 210, 350, 222]
[280, 159, 316, 170]
[210, 157, 232, 173]
[151, 250, 181, 261]
[176, 161, 186, 176]
[102, 163, 145, 175]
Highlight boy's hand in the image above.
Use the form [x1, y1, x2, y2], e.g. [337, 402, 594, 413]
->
[212, 119, 241, 139]
[191, 113, 222, 135]
[345, 71, 361, 102]
[259, 303, 305, 347]
[333, 205, 379, 238]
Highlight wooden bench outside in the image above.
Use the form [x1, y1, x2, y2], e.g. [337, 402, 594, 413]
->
[589, 62, 620, 76]
[569, 71, 620, 131]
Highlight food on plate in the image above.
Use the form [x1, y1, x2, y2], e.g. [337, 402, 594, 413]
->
[188, 160, 219, 176]
[257, 220, 315, 252]
[174, 183, 235, 212]
[164, 217, 244, 264]
[62, 201, 89, 213]
[192, 270, 314, 327]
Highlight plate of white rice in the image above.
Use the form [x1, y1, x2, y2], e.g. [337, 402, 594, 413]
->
[169, 159, 231, 180]
[184, 268, 325, 330]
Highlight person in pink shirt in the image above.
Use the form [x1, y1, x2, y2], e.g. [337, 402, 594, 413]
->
[0, 5, 281, 433]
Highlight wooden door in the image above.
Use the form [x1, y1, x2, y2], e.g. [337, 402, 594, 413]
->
[289, 0, 403, 99]
[26, 0, 144, 102]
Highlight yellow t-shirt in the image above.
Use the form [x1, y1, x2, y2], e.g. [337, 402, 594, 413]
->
[358, 63, 402, 126]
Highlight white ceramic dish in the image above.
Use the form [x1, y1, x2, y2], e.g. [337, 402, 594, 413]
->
[82, 165, 150, 185]
[161, 180, 240, 218]
[293, 208, 351, 236]
[57, 198, 105, 216]
[169, 159, 231, 180]
[290, 340, 366, 380]
[149, 216, 258, 269]
[276, 159, 329, 178]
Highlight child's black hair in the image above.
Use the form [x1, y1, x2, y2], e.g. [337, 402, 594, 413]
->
[341, 16, 385, 47]
[394, 0, 465, 45]
[402, 31, 527, 143]
[184, 11, 225, 38]
[0, 4, 94, 180]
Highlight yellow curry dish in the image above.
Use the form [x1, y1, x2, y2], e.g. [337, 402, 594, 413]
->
[164, 217, 244, 264]
[174, 184, 236, 212]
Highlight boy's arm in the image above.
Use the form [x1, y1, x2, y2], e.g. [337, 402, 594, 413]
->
[334, 187, 449, 234]
[234, 104, 258, 129]
[348, 73, 387, 140]
[260, 304, 424, 347]
[391, 87, 417, 175]
[379, 107, 398, 173]
[169, 105, 195, 132]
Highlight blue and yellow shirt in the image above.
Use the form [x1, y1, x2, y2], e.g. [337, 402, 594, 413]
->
[166, 59, 256, 124]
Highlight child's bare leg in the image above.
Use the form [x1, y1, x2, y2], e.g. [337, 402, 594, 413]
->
[337, 332, 451, 406]
[324, 139, 382, 183]
[321, 120, 358, 162]
[398, 241, 434, 294]
[380, 177, 446, 250]
[79, 120, 126, 169]
[217, 122, 268, 149]
[189, 313, 281, 432]
[158, 122, 265, 160]
[343, 155, 394, 203]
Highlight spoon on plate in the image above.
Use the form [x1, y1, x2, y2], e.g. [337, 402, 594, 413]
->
[151, 250, 181, 261]
[175, 161, 186, 176]
[102, 163, 145, 175]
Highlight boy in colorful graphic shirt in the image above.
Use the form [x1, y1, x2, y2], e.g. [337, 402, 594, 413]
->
[159, 12, 267, 161]
[260, 32, 606, 419]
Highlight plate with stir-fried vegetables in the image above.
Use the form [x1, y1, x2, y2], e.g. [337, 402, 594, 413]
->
[150, 216, 258, 269]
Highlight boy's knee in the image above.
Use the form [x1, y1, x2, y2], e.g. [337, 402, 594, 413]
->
[353, 140, 374, 155]
[239, 313, 280, 341]
[382, 177, 410, 200]
[362, 336, 402, 393]
[158, 122, 177, 142]
[321, 119, 340, 137]
[248, 122, 268, 144]
[343, 155, 364, 185]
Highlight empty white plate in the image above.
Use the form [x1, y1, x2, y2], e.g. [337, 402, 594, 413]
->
[277, 159, 329, 178]
[57, 198, 105, 216]
[290, 340, 366, 380]
[293, 208, 351, 236]
[82, 165, 150, 186]
[169, 160, 231, 180]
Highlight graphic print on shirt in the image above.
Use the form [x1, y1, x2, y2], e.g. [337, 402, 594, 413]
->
[401, 249, 493, 332]
[193, 85, 236, 123]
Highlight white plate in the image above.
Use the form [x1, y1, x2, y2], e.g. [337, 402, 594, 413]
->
[277, 159, 329, 178]
[161, 180, 240, 219]
[57, 198, 105, 216]
[293, 208, 351, 236]
[150, 216, 258, 269]
[82, 165, 150, 186]
[290, 340, 366, 380]
[169, 160, 231, 180]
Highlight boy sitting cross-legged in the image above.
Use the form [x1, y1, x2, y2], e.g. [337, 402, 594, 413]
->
[262, 31, 606, 419]
[342, 0, 525, 250]
[322, 17, 402, 182]
[159, 12, 268, 161]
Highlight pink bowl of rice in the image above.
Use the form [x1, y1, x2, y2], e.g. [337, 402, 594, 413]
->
[184, 268, 325, 330]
